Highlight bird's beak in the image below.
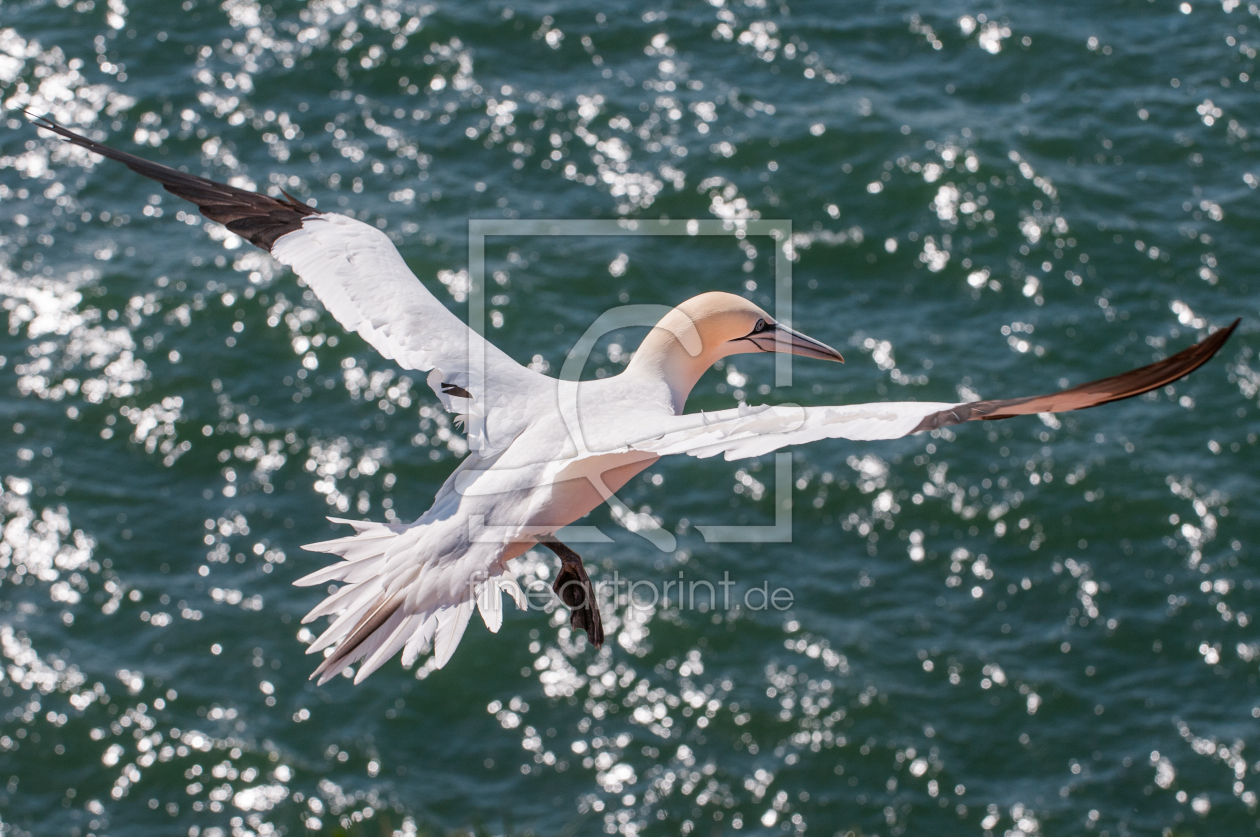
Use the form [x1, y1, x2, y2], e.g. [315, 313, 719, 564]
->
[751, 323, 844, 362]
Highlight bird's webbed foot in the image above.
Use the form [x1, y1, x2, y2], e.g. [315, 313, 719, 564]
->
[540, 538, 604, 648]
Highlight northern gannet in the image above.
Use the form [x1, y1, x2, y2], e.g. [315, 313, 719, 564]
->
[30, 115, 1239, 684]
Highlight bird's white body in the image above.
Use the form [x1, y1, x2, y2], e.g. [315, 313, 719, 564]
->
[274, 216, 957, 683]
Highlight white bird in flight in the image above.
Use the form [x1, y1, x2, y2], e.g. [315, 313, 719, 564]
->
[32, 115, 1238, 685]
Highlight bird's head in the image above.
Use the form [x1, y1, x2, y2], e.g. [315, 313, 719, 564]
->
[670, 291, 844, 363]
[627, 292, 843, 412]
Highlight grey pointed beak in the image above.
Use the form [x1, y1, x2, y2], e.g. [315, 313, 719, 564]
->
[751, 323, 845, 362]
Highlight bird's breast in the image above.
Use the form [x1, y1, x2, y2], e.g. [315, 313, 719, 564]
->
[525, 449, 661, 529]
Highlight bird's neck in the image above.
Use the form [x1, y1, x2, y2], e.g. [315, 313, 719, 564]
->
[624, 312, 722, 413]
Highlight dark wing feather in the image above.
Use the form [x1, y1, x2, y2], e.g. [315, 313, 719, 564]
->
[912, 319, 1240, 433]
[309, 593, 404, 683]
[28, 114, 318, 251]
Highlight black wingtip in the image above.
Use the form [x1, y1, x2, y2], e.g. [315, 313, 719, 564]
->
[28, 111, 72, 134]
[911, 318, 1241, 434]
[26, 111, 61, 135]
[28, 113, 320, 252]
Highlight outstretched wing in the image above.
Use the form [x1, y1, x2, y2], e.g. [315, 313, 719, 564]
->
[623, 320, 1239, 461]
[30, 115, 539, 446]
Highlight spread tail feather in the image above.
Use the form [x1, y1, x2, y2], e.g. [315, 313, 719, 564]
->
[298, 519, 527, 684]
[301, 578, 370, 624]
[432, 599, 474, 669]
[357, 613, 425, 683]
[401, 615, 438, 668]
[311, 592, 404, 685]
[305, 577, 386, 655]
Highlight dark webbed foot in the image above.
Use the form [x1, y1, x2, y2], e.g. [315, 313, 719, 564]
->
[540, 539, 604, 648]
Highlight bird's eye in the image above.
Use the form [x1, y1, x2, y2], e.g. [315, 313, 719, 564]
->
[752, 319, 767, 334]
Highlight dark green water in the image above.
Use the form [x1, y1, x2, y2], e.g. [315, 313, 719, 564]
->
[1, 1, 1258, 835]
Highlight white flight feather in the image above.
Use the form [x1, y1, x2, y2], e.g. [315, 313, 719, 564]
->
[306, 581, 385, 655]
[401, 615, 438, 668]
[353, 610, 416, 684]
[475, 568, 524, 634]
[624, 401, 958, 461]
[300, 580, 369, 624]
[432, 599, 474, 669]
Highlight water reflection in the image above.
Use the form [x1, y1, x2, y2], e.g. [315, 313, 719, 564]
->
[1, 0, 1256, 834]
